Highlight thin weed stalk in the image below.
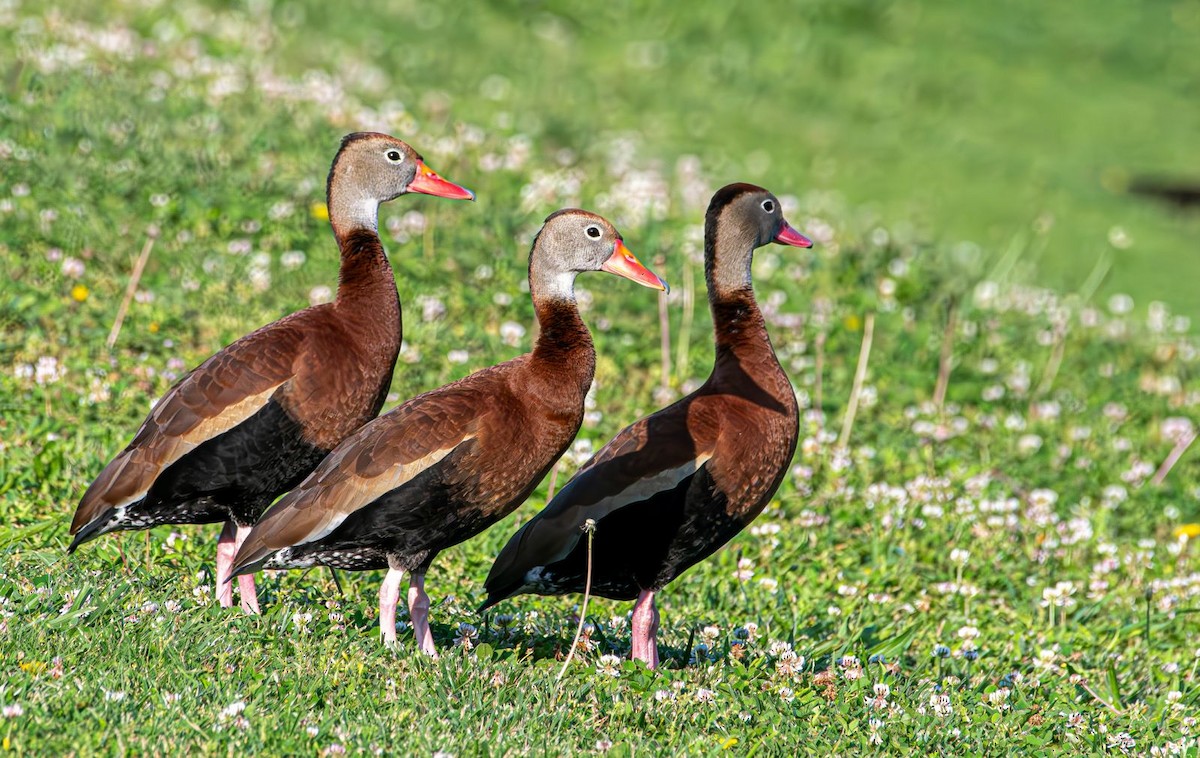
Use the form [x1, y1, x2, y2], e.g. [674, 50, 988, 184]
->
[107, 234, 156, 350]
[933, 299, 957, 411]
[1152, 431, 1197, 486]
[556, 519, 596, 684]
[658, 271, 671, 390]
[838, 313, 876, 449]
[674, 259, 694, 383]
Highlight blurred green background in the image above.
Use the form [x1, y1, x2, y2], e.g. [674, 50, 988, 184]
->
[34, 0, 1200, 315]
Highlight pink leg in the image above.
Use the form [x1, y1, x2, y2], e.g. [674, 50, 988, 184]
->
[379, 567, 404, 645]
[631, 589, 660, 669]
[215, 521, 237, 608]
[233, 524, 260, 615]
[407, 573, 437, 657]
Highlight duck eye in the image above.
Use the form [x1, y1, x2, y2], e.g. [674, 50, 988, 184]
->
[386, 150, 403, 162]
[585, 225, 602, 239]
[761, 199, 776, 213]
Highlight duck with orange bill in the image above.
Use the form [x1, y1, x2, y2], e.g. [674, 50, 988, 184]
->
[68, 133, 475, 614]
[229, 209, 668, 654]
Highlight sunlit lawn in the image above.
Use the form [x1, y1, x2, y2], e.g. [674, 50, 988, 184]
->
[3, 0, 1200, 754]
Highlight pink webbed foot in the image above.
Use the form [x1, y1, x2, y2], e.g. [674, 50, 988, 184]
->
[233, 524, 260, 614]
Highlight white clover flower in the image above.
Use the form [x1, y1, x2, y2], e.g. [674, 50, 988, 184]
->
[280, 250, 306, 270]
[219, 700, 246, 720]
[1162, 417, 1195, 445]
[984, 688, 1011, 709]
[309, 285, 333, 305]
[499, 321, 526, 347]
[931, 693, 952, 718]
[35, 356, 66, 385]
[1107, 292, 1134, 314]
[596, 654, 622, 677]
[61, 256, 85, 278]
[733, 557, 754, 582]
[418, 295, 446, 322]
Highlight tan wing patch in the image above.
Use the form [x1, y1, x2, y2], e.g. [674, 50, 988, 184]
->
[245, 436, 474, 557]
[71, 381, 287, 533]
[171, 381, 283, 458]
[301, 441, 469, 543]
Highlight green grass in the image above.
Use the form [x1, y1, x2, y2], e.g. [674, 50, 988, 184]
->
[3, 0, 1200, 753]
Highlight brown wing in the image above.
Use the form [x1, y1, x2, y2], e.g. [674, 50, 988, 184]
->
[230, 383, 493, 570]
[71, 309, 320, 534]
[484, 393, 721, 601]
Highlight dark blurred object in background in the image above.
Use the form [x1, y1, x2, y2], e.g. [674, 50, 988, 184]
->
[1129, 177, 1200, 210]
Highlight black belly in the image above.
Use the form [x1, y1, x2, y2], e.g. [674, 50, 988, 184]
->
[134, 398, 329, 527]
[536, 467, 750, 601]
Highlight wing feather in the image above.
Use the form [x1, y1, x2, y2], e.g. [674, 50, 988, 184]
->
[230, 387, 489, 570]
[71, 313, 313, 534]
[485, 397, 719, 600]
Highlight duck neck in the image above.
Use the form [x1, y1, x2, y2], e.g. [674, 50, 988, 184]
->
[709, 287, 776, 366]
[529, 272, 596, 400]
[704, 224, 783, 382]
[532, 296, 594, 365]
[333, 227, 398, 308]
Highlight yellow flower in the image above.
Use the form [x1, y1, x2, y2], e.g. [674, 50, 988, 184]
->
[20, 661, 46, 674]
[71, 284, 89, 302]
[718, 737, 738, 750]
[149, 322, 159, 333]
[844, 314, 862, 331]
[310, 202, 329, 221]
[1173, 524, 1200, 541]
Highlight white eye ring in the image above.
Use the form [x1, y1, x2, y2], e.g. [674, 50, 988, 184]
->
[385, 149, 404, 163]
[761, 199, 776, 213]
[585, 225, 602, 239]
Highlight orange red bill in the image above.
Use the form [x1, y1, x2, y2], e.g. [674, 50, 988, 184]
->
[600, 240, 669, 292]
[408, 161, 476, 201]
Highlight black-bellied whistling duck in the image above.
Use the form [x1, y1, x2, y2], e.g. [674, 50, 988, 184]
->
[229, 209, 668, 653]
[482, 183, 813, 669]
[69, 132, 474, 613]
